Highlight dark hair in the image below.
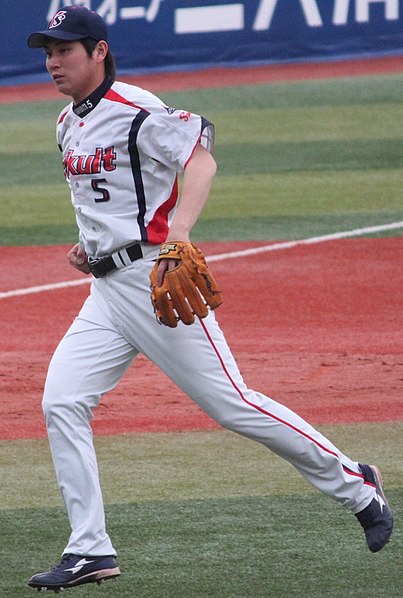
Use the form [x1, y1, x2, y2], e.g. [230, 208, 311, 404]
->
[80, 38, 116, 82]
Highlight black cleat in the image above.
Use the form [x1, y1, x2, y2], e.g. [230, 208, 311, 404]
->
[27, 553, 120, 592]
[355, 464, 394, 552]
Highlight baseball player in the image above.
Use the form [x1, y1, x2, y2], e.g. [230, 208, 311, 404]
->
[26, 6, 393, 593]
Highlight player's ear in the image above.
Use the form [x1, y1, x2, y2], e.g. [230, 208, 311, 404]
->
[94, 40, 109, 63]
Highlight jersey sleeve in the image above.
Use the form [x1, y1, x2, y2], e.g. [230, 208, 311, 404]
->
[200, 116, 215, 156]
[138, 109, 215, 172]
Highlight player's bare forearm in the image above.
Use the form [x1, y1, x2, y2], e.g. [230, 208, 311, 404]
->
[167, 144, 217, 242]
[157, 144, 216, 284]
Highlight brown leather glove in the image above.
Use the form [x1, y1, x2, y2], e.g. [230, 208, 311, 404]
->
[150, 241, 223, 328]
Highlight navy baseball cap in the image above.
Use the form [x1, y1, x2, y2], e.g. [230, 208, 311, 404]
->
[27, 6, 108, 48]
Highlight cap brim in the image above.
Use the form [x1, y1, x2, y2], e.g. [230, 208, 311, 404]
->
[27, 30, 87, 48]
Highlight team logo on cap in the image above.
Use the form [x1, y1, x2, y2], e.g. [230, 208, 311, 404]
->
[49, 10, 67, 29]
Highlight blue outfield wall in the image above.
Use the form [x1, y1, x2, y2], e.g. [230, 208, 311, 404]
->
[1, 0, 403, 85]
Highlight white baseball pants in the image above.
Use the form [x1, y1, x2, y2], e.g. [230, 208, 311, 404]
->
[42, 253, 376, 556]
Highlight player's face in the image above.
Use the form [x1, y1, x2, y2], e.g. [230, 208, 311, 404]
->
[45, 40, 104, 103]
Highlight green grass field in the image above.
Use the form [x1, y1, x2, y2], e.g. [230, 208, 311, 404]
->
[0, 73, 402, 596]
[1, 426, 402, 597]
[0, 74, 402, 245]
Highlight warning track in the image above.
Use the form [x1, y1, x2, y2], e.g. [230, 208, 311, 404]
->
[1, 54, 402, 104]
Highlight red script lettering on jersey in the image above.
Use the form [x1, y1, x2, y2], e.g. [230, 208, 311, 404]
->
[64, 146, 117, 177]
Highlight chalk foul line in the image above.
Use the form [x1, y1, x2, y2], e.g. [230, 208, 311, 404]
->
[1, 221, 402, 300]
[207, 220, 403, 262]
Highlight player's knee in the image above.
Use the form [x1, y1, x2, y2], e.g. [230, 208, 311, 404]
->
[42, 388, 66, 421]
[42, 372, 66, 415]
[42, 390, 93, 429]
[208, 410, 240, 432]
[212, 409, 254, 435]
[217, 418, 241, 433]
[42, 390, 61, 418]
[42, 377, 91, 421]
[41, 361, 94, 418]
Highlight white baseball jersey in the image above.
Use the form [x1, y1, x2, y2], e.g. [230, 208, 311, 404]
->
[56, 78, 215, 257]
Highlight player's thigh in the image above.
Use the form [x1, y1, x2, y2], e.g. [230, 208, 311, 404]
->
[140, 311, 248, 418]
[43, 298, 137, 412]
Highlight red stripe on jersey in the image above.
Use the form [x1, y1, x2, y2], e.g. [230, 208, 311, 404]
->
[104, 89, 148, 112]
[58, 110, 69, 125]
[199, 317, 341, 461]
[146, 176, 179, 244]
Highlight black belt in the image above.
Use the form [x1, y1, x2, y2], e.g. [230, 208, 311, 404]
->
[88, 243, 143, 278]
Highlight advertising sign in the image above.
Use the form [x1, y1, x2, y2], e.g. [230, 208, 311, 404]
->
[1, 1, 402, 85]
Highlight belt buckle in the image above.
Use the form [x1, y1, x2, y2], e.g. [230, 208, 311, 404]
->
[88, 256, 107, 278]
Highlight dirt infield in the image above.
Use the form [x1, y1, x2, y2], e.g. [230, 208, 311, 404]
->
[1, 56, 402, 440]
[1, 238, 402, 440]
